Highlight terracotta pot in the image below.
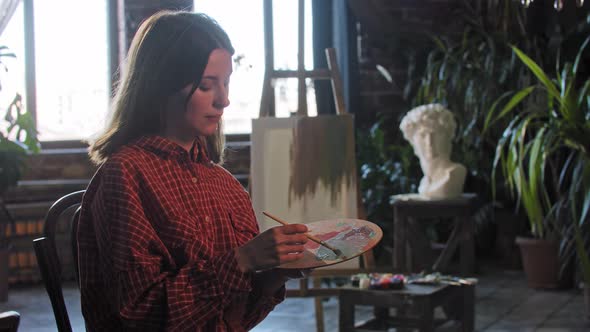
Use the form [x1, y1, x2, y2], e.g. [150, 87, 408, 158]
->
[515, 237, 560, 289]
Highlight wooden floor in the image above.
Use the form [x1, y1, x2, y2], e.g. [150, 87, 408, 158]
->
[1, 264, 588, 331]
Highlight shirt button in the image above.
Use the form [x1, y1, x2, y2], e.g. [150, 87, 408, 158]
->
[205, 216, 210, 223]
[191, 177, 198, 183]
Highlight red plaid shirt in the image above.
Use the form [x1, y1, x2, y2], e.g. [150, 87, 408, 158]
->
[78, 135, 284, 331]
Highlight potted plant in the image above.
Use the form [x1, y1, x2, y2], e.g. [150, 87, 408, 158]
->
[401, 0, 555, 260]
[485, 35, 590, 289]
[0, 45, 39, 301]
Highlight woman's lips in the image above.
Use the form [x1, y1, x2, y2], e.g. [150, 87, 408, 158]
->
[205, 114, 222, 122]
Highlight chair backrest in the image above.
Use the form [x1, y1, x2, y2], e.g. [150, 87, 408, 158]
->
[0, 311, 20, 332]
[33, 190, 85, 332]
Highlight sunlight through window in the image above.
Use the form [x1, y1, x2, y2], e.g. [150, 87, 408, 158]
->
[194, 0, 316, 134]
[0, 1, 110, 142]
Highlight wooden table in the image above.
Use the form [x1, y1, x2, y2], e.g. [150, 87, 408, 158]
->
[392, 194, 478, 275]
[339, 283, 475, 332]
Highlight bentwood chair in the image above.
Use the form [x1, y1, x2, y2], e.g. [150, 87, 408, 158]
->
[33, 190, 85, 332]
[0, 311, 20, 332]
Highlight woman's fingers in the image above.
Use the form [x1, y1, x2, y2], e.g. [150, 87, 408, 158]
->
[279, 252, 304, 264]
[276, 233, 308, 246]
[238, 223, 310, 271]
[276, 244, 306, 255]
[256, 252, 303, 270]
[278, 223, 308, 234]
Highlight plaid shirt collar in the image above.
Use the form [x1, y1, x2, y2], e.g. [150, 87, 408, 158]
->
[133, 135, 211, 163]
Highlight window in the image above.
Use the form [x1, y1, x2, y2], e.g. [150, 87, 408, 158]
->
[0, 0, 110, 142]
[194, 0, 316, 134]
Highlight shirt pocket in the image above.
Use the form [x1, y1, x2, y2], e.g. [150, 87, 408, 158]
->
[163, 213, 200, 243]
[163, 212, 210, 264]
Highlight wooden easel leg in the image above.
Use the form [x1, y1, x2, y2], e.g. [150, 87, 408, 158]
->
[313, 277, 325, 332]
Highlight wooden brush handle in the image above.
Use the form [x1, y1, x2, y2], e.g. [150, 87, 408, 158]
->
[262, 211, 340, 253]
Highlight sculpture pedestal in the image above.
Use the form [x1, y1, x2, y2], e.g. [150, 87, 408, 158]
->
[392, 193, 477, 275]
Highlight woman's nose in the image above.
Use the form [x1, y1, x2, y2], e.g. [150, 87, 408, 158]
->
[214, 86, 230, 109]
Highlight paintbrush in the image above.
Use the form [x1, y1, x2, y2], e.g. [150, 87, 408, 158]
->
[262, 211, 345, 258]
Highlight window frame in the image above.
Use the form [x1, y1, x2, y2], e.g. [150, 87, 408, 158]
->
[20, 0, 120, 150]
[27, 0, 251, 150]
[24, 0, 337, 149]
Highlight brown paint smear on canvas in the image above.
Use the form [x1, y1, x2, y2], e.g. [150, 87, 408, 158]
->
[288, 115, 356, 207]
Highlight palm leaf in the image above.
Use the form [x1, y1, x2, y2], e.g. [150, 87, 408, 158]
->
[572, 35, 590, 76]
[511, 45, 564, 114]
[484, 87, 533, 133]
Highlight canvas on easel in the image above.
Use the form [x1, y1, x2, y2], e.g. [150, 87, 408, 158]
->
[250, 2, 370, 331]
[251, 42, 360, 271]
[250, 114, 359, 270]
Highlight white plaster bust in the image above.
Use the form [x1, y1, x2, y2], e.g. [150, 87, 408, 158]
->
[400, 104, 467, 199]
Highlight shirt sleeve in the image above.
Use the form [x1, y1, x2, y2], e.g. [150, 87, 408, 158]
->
[242, 283, 286, 330]
[92, 159, 252, 331]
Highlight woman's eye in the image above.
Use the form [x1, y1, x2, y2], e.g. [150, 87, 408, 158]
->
[198, 85, 211, 92]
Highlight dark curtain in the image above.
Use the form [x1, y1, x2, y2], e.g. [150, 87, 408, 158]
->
[312, 0, 359, 115]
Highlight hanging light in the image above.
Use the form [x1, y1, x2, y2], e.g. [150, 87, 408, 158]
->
[554, 0, 564, 10]
[519, 0, 584, 11]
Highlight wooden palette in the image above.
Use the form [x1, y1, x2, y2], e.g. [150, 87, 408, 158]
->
[279, 218, 383, 269]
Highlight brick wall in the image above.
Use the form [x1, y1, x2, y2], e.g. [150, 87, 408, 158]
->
[349, 0, 460, 129]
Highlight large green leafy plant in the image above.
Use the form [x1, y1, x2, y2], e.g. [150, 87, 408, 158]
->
[485, 37, 590, 283]
[403, 1, 590, 256]
[400, 0, 543, 253]
[404, 0, 539, 203]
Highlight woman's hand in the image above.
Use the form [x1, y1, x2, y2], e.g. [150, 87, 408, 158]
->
[234, 224, 308, 273]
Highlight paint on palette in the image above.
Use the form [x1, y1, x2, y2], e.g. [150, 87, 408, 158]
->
[314, 225, 376, 261]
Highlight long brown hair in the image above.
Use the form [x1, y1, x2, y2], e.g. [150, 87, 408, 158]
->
[89, 10, 234, 165]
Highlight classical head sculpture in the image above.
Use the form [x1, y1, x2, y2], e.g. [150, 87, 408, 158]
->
[400, 103, 467, 199]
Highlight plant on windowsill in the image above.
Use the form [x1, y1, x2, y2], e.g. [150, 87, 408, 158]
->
[485, 37, 590, 291]
[0, 92, 39, 242]
[0, 45, 39, 248]
[0, 45, 39, 301]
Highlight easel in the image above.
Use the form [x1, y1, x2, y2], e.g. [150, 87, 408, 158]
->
[259, 1, 383, 331]
[259, 0, 346, 118]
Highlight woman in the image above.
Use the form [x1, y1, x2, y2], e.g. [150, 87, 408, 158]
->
[78, 10, 308, 331]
